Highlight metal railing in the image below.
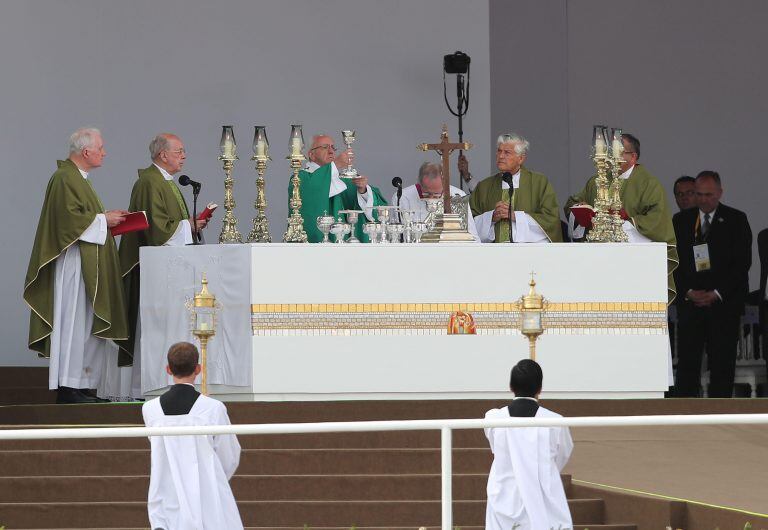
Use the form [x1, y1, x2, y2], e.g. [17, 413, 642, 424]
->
[2, 413, 768, 530]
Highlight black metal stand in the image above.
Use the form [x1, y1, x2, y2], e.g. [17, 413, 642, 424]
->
[444, 70, 470, 191]
[192, 185, 201, 245]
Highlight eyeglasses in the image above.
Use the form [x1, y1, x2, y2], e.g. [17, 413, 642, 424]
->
[310, 144, 336, 152]
[166, 148, 186, 155]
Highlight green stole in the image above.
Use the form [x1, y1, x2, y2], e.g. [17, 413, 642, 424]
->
[469, 167, 563, 242]
[565, 164, 679, 303]
[288, 163, 388, 243]
[24, 159, 128, 360]
[117, 164, 190, 359]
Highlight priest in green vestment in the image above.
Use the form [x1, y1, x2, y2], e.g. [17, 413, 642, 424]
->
[289, 133, 387, 242]
[24, 128, 129, 403]
[565, 133, 679, 303]
[469, 133, 562, 243]
[118, 134, 209, 397]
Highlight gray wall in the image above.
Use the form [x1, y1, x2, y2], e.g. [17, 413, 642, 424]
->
[1, 0, 491, 365]
[491, 0, 768, 285]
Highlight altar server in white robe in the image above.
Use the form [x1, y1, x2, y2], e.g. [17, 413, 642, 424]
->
[485, 359, 573, 530]
[143, 342, 243, 530]
[391, 161, 479, 240]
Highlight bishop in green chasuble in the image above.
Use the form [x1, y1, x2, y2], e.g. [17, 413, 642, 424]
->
[119, 164, 192, 358]
[566, 159, 679, 303]
[290, 133, 387, 243]
[25, 158, 128, 361]
[469, 134, 562, 243]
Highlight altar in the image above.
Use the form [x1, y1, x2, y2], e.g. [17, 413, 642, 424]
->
[140, 243, 671, 400]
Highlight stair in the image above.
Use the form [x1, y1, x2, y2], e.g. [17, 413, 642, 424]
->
[0, 404, 639, 530]
[0, 367, 54, 406]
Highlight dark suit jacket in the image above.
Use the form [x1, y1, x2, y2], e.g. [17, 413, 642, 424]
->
[757, 228, 768, 340]
[673, 203, 752, 313]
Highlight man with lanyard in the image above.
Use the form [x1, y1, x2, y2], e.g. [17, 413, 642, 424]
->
[672, 171, 751, 397]
[484, 359, 573, 530]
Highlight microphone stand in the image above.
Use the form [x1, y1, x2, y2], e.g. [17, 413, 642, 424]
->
[444, 68, 470, 192]
[192, 184, 201, 245]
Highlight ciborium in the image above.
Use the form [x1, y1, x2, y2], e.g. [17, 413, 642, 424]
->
[316, 210, 335, 243]
[363, 221, 381, 243]
[330, 216, 351, 243]
[246, 126, 272, 243]
[218, 125, 243, 244]
[283, 124, 309, 243]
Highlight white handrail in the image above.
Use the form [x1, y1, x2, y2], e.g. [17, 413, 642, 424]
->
[3, 413, 767, 530]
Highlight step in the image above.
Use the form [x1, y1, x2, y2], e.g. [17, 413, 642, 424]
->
[0, 387, 56, 406]
[0, 367, 48, 388]
[0, 448, 494, 476]
[13, 526, 638, 530]
[0, 498, 604, 528]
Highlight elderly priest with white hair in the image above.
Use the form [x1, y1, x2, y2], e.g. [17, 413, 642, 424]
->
[469, 133, 562, 243]
[24, 127, 129, 404]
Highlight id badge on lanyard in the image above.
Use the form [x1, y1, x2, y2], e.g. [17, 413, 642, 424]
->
[693, 215, 711, 272]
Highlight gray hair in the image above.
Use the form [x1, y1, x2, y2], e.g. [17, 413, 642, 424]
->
[149, 134, 173, 159]
[418, 161, 442, 184]
[68, 127, 101, 154]
[496, 133, 530, 155]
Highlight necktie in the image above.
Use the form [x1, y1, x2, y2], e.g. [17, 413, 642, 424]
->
[168, 180, 189, 218]
[702, 213, 711, 238]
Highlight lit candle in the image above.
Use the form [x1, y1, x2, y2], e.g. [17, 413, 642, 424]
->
[256, 140, 266, 157]
[290, 137, 302, 157]
[222, 141, 235, 159]
[199, 322, 209, 331]
[612, 138, 623, 158]
[594, 136, 607, 156]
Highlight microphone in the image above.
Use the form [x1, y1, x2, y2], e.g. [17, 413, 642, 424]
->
[501, 172, 514, 243]
[392, 177, 403, 206]
[179, 174, 202, 191]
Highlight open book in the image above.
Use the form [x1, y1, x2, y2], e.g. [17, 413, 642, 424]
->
[110, 211, 149, 237]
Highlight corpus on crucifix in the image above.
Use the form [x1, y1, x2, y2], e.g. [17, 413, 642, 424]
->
[417, 125, 476, 243]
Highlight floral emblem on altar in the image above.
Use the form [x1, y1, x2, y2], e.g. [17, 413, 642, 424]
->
[447, 311, 476, 335]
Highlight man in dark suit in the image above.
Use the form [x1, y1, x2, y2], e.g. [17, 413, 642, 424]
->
[673, 171, 752, 397]
[758, 228, 768, 382]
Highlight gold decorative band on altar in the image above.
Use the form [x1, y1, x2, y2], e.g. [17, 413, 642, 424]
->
[250, 301, 667, 314]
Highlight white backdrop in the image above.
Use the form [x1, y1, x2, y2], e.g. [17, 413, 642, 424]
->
[2, 0, 491, 365]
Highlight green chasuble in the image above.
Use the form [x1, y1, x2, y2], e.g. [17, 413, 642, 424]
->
[565, 164, 679, 303]
[24, 159, 128, 360]
[288, 163, 387, 243]
[469, 167, 563, 242]
[118, 165, 190, 359]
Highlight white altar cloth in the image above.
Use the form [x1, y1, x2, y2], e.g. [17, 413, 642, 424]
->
[140, 243, 671, 400]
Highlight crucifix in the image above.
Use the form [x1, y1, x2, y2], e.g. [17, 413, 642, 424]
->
[418, 124, 472, 215]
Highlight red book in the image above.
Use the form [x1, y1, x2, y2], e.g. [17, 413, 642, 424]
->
[569, 204, 596, 229]
[111, 211, 149, 237]
[197, 202, 218, 221]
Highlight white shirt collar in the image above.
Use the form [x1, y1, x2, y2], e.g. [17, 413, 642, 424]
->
[153, 163, 174, 181]
[77, 168, 89, 179]
[513, 396, 538, 402]
[500, 170, 521, 190]
[699, 207, 718, 223]
[619, 165, 635, 180]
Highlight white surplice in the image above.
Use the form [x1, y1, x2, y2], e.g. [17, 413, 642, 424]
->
[102, 164, 193, 400]
[390, 184, 480, 240]
[484, 405, 574, 530]
[48, 169, 113, 391]
[474, 171, 550, 243]
[143, 393, 243, 530]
